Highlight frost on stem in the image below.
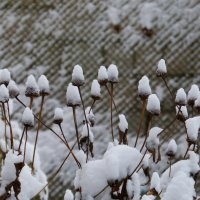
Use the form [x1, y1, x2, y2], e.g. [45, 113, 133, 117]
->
[7, 80, 20, 98]
[64, 189, 74, 200]
[176, 106, 188, 122]
[72, 65, 85, 87]
[187, 84, 199, 107]
[107, 64, 119, 83]
[53, 107, 63, 124]
[0, 85, 9, 103]
[91, 79, 101, 100]
[38, 75, 50, 96]
[22, 107, 34, 127]
[146, 94, 160, 116]
[66, 83, 81, 107]
[156, 59, 167, 77]
[138, 75, 151, 100]
[149, 172, 161, 195]
[175, 88, 187, 106]
[25, 75, 40, 97]
[166, 139, 177, 158]
[85, 107, 95, 127]
[0, 69, 11, 86]
[98, 66, 108, 85]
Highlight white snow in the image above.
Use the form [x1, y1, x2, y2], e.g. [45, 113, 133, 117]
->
[85, 107, 95, 126]
[7, 80, 20, 98]
[72, 65, 85, 86]
[66, 83, 81, 107]
[98, 66, 108, 84]
[166, 139, 177, 156]
[175, 88, 187, 105]
[38, 75, 50, 95]
[25, 75, 40, 97]
[81, 124, 94, 143]
[138, 75, 151, 98]
[176, 106, 188, 119]
[0, 84, 9, 103]
[108, 7, 121, 25]
[22, 107, 34, 127]
[53, 107, 63, 123]
[146, 94, 160, 115]
[194, 92, 200, 108]
[143, 154, 151, 169]
[150, 172, 161, 193]
[0, 68, 11, 85]
[64, 189, 74, 200]
[107, 64, 119, 83]
[156, 59, 167, 76]
[187, 84, 199, 104]
[118, 114, 128, 132]
[91, 79, 101, 99]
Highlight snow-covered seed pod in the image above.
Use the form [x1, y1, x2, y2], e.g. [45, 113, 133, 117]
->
[66, 83, 81, 107]
[149, 172, 161, 195]
[53, 108, 63, 124]
[7, 80, 20, 98]
[138, 75, 151, 100]
[0, 85, 9, 103]
[187, 84, 199, 107]
[176, 106, 188, 122]
[156, 59, 167, 77]
[22, 107, 34, 127]
[91, 79, 101, 100]
[146, 94, 160, 116]
[0, 69, 11, 86]
[25, 75, 40, 97]
[175, 88, 187, 106]
[38, 75, 50, 96]
[194, 93, 200, 112]
[118, 114, 128, 144]
[85, 107, 95, 127]
[166, 139, 177, 157]
[72, 65, 85, 87]
[98, 66, 108, 85]
[64, 189, 74, 200]
[107, 64, 119, 83]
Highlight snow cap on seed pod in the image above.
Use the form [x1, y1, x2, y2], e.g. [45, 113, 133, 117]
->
[176, 106, 188, 122]
[194, 92, 200, 112]
[38, 75, 50, 96]
[66, 83, 81, 107]
[7, 80, 20, 98]
[72, 65, 85, 86]
[0, 85, 9, 103]
[146, 94, 160, 116]
[64, 189, 74, 200]
[150, 172, 161, 194]
[187, 84, 199, 107]
[91, 79, 101, 100]
[143, 154, 151, 170]
[166, 139, 177, 157]
[107, 64, 118, 83]
[118, 114, 128, 133]
[25, 75, 40, 97]
[138, 75, 152, 100]
[175, 88, 187, 106]
[53, 108, 63, 124]
[0, 69, 11, 86]
[81, 123, 94, 143]
[22, 107, 34, 127]
[156, 59, 167, 77]
[98, 66, 108, 85]
[85, 107, 95, 127]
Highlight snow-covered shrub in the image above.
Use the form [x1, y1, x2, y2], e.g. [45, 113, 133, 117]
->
[0, 59, 199, 200]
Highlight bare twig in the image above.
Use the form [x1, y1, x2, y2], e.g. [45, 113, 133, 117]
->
[110, 83, 114, 142]
[72, 107, 80, 150]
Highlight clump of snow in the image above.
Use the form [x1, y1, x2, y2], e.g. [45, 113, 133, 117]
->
[91, 79, 101, 100]
[138, 75, 151, 99]
[72, 65, 85, 86]
[98, 66, 108, 85]
[176, 106, 188, 121]
[66, 83, 81, 107]
[108, 7, 121, 26]
[156, 59, 167, 77]
[118, 114, 128, 133]
[150, 172, 161, 193]
[141, 195, 155, 200]
[64, 189, 74, 200]
[85, 107, 95, 127]
[7, 80, 20, 98]
[25, 75, 40, 97]
[81, 124, 94, 143]
[0, 84, 9, 103]
[0, 69, 11, 85]
[107, 64, 119, 83]
[38, 75, 50, 95]
[146, 94, 160, 115]
[166, 139, 177, 157]
[53, 107, 63, 124]
[187, 84, 199, 106]
[175, 88, 187, 105]
[194, 93, 200, 109]
[143, 154, 151, 170]
[22, 107, 34, 127]
[127, 173, 140, 200]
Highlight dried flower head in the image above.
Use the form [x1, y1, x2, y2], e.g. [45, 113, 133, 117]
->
[25, 75, 40, 98]
[175, 88, 187, 106]
[166, 139, 177, 157]
[187, 84, 199, 107]
[72, 65, 85, 87]
[0, 85, 9, 103]
[138, 75, 151, 100]
[194, 93, 200, 112]
[0, 69, 11, 86]
[22, 107, 34, 127]
[66, 83, 81, 107]
[98, 66, 108, 85]
[176, 106, 188, 122]
[156, 59, 167, 77]
[107, 64, 119, 83]
[146, 94, 160, 116]
[91, 79, 101, 100]
[38, 75, 50, 96]
[53, 108, 64, 124]
[7, 80, 20, 98]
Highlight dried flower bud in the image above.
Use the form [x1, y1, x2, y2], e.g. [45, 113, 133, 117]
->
[25, 75, 40, 97]
[53, 108, 63, 124]
[138, 76, 151, 100]
[146, 94, 160, 116]
[194, 93, 200, 112]
[156, 59, 167, 77]
[91, 79, 101, 100]
[85, 107, 95, 127]
[188, 84, 199, 107]
[22, 107, 34, 127]
[38, 75, 50, 96]
[72, 65, 85, 86]
[176, 106, 188, 122]
[0, 69, 11, 86]
[107, 64, 118, 83]
[175, 88, 187, 106]
[0, 85, 9, 103]
[166, 139, 177, 157]
[66, 83, 81, 107]
[7, 80, 20, 98]
[118, 114, 128, 133]
[98, 66, 108, 85]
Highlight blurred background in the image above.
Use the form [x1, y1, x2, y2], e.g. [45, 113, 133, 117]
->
[0, 0, 200, 199]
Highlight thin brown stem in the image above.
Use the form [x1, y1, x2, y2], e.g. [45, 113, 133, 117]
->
[29, 97, 34, 109]
[94, 185, 109, 198]
[161, 77, 174, 100]
[2, 105, 8, 152]
[169, 158, 172, 177]
[134, 100, 147, 147]
[18, 127, 25, 152]
[32, 96, 45, 171]
[72, 107, 80, 150]
[89, 99, 95, 113]
[110, 83, 114, 142]
[23, 127, 28, 164]
[184, 144, 191, 159]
